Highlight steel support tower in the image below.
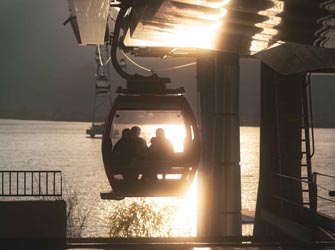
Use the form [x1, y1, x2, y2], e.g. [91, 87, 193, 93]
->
[86, 44, 112, 138]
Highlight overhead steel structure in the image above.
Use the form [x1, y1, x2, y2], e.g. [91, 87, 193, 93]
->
[65, 0, 335, 241]
[86, 44, 112, 138]
[66, 0, 335, 72]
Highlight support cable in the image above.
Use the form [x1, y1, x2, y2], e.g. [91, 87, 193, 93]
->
[97, 45, 103, 66]
[121, 50, 152, 72]
[121, 50, 196, 73]
[156, 62, 196, 72]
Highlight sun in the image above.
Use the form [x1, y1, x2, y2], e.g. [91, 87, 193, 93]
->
[140, 124, 186, 152]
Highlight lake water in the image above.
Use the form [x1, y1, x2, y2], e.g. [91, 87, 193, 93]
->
[0, 119, 334, 237]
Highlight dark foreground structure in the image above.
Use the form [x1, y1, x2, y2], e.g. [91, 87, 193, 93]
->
[66, 237, 335, 249]
[0, 200, 66, 249]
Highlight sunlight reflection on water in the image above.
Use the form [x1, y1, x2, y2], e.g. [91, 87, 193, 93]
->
[0, 120, 333, 237]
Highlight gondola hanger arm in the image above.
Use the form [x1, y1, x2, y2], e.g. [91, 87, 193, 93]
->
[111, 1, 171, 86]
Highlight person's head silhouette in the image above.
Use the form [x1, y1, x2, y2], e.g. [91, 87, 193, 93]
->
[131, 126, 141, 138]
[122, 128, 131, 138]
[156, 128, 165, 138]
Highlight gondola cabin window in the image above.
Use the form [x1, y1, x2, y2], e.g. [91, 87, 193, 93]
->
[111, 110, 186, 153]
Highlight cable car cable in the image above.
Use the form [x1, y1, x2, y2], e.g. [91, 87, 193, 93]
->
[97, 45, 104, 66]
[121, 50, 152, 73]
[156, 62, 196, 72]
[121, 49, 196, 73]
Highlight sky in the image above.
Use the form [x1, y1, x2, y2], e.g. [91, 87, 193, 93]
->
[0, 1, 333, 126]
[0, 0, 96, 120]
[0, 0, 259, 123]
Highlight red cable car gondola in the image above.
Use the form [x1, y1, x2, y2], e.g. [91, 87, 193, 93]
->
[101, 87, 200, 199]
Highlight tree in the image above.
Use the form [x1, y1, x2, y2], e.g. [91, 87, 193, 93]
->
[108, 198, 176, 237]
[65, 190, 90, 238]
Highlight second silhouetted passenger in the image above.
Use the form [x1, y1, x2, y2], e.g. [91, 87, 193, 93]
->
[130, 126, 148, 157]
[148, 128, 174, 159]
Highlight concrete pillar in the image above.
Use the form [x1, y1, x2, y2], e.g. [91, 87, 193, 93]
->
[196, 56, 215, 237]
[210, 52, 242, 236]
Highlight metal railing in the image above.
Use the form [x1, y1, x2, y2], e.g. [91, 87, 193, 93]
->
[272, 172, 316, 210]
[313, 172, 335, 205]
[0, 171, 62, 197]
[273, 172, 335, 213]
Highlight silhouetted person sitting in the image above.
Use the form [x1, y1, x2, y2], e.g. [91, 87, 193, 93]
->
[113, 127, 147, 181]
[148, 128, 174, 160]
[130, 126, 148, 158]
[113, 128, 131, 162]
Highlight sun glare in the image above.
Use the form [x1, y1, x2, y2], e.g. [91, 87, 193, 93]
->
[143, 124, 198, 236]
[166, 21, 224, 49]
[171, 175, 198, 236]
[207, 0, 231, 8]
[250, 1, 284, 53]
[111, 119, 199, 236]
[139, 124, 186, 152]
[124, 0, 231, 50]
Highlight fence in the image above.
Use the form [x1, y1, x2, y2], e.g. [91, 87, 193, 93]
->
[273, 172, 335, 213]
[313, 172, 335, 210]
[0, 171, 62, 197]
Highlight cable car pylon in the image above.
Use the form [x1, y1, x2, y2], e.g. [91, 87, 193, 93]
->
[86, 45, 112, 138]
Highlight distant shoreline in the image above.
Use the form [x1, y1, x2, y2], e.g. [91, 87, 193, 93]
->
[1, 117, 334, 129]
